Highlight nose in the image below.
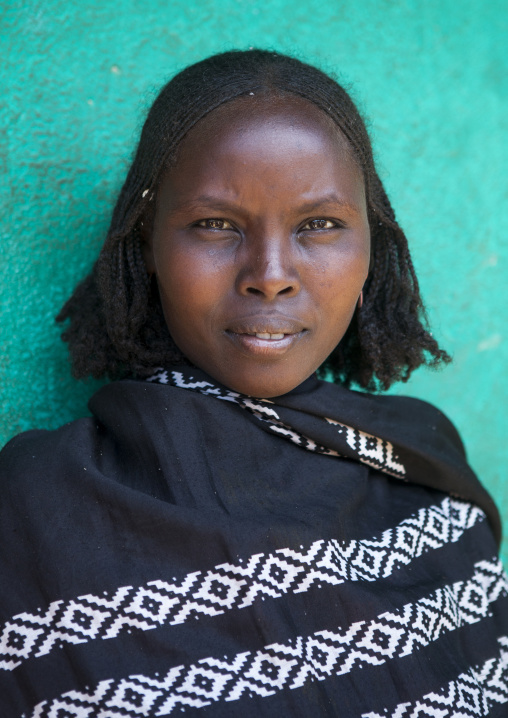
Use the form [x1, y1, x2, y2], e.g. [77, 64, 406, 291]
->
[236, 232, 301, 300]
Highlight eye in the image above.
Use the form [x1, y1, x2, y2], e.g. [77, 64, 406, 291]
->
[196, 218, 234, 230]
[300, 219, 338, 231]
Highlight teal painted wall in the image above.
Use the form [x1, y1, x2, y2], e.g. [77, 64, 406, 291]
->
[2, 1, 507, 558]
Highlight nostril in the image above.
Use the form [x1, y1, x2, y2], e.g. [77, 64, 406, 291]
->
[245, 284, 295, 297]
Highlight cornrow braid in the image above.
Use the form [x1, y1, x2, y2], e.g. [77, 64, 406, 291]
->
[57, 49, 450, 389]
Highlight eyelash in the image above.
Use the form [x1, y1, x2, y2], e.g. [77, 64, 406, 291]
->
[300, 219, 338, 231]
[196, 219, 234, 230]
[195, 218, 341, 232]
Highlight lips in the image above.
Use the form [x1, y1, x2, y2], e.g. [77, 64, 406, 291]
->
[226, 316, 306, 337]
[225, 315, 307, 357]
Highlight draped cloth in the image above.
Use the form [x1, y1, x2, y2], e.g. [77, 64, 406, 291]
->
[0, 366, 507, 717]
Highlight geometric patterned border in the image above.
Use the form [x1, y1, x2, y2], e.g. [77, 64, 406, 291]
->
[147, 370, 406, 478]
[28, 559, 508, 717]
[0, 498, 483, 671]
[362, 636, 508, 718]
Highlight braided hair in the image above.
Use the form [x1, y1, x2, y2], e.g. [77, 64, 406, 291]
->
[57, 49, 450, 391]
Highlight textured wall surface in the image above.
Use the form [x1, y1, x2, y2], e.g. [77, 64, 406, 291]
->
[1, 0, 507, 558]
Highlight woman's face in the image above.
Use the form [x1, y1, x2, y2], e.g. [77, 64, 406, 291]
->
[145, 95, 370, 397]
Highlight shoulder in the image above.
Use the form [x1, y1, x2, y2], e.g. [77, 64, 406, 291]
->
[0, 417, 101, 497]
[367, 392, 467, 456]
[304, 381, 502, 542]
[289, 378, 467, 457]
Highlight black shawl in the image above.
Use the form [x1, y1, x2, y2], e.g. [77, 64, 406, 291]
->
[0, 367, 506, 717]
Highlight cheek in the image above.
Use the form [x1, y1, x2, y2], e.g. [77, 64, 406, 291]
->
[313, 242, 369, 302]
[154, 247, 225, 335]
[309, 246, 369, 346]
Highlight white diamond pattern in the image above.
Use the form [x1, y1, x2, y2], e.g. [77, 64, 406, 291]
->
[0, 498, 483, 672]
[363, 637, 508, 717]
[28, 559, 508, 717]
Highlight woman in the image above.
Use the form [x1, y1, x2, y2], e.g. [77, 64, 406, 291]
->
[1, 50, 506, 717]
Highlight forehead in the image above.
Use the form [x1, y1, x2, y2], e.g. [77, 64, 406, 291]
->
[171, 93, 358, 170]
[155, 94, 367, 218]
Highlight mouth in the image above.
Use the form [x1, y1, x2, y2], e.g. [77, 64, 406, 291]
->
[244, 331, 286, 340]
[225, 317, 307, 357]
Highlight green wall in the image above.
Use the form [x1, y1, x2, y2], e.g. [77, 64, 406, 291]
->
[2, 1, 507, 558]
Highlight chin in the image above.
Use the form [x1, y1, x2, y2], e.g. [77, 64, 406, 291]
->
[216, 365, 311, 398]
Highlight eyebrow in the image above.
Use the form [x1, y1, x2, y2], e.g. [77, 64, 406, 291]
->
[172, 196, 243, 213]
[173, 193, 362, 215]
[294, 194, 362, 215]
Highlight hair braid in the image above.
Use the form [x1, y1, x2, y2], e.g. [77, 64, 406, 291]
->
[58, 49, 450, 388]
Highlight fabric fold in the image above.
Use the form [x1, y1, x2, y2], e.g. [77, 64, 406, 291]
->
[145, 366, 501, 544]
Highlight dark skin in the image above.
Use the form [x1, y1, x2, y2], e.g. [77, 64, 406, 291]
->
[144, 95, 371, 397]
